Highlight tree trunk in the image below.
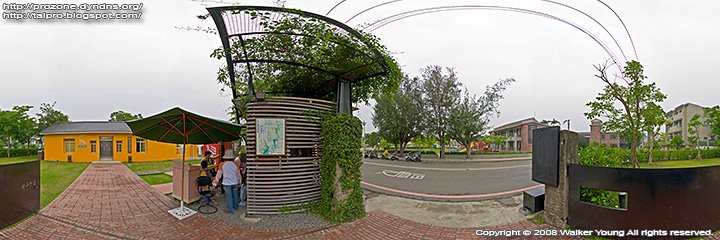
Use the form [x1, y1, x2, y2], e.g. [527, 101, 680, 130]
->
[439, 135, 445, 159]
[697, 144, 702, 160]
[400, 142, 407, 157]
[6, 136, 10, 158]
[648, 141, 654, 164]
[630, 141, 639, 168]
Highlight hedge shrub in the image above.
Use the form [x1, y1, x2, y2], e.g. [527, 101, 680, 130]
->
[579, 144, 720, 163]
[0, 148, 40, 158]
[578, 143, 720, 208]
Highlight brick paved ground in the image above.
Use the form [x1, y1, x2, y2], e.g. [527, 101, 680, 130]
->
[2, 162, 718, 240]
[151, 183, 173, 195]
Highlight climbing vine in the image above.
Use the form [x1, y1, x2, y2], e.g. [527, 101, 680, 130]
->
[316, 113, 365, 223]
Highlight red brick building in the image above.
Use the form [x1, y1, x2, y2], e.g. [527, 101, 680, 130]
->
[489, 117, 548, 152]
[578, 119, 622, 147]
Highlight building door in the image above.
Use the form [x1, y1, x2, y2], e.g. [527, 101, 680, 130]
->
[100, 136, 113, 161]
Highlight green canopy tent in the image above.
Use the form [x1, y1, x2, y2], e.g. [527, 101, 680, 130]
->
[126, 107, 243, 219]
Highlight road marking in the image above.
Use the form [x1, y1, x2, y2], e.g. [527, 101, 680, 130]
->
[364, 161, 530, 171]
[362, 181, 544, 199]
[377, 170, 425, 180]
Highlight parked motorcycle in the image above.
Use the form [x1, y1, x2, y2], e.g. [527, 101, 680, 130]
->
[389, 153, 400, 161]
[405, 152, 422, 162]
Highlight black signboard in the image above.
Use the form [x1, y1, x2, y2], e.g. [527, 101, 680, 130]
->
[0, 160, 40, 229]
[531, 126, 560, 187]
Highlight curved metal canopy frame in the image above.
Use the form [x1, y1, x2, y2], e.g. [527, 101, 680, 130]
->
[327, 0, 639, 73]
[360, 5, 624, 70]
[207, 6, 393, 116]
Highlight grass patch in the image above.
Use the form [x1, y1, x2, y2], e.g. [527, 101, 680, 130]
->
[139, 173, 173, 185]
[41, 161, 89, 208]
[0, 155, 37, 165]
[125, 159, 201, 172]
[528, 214, 545, 225]
[640, 158, 720, 168]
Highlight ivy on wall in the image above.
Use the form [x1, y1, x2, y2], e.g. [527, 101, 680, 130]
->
[315, 113, 365, 223]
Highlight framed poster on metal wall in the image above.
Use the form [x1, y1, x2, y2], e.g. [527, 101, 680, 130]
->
[256, 118, 286, 156]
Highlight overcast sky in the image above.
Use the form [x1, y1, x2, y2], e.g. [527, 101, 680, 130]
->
[2, 0, 719, 133]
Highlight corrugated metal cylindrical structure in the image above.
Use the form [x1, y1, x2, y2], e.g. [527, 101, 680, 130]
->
[245, 96, 335, 215]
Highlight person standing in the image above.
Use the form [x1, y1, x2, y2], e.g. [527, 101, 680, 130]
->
[234, 154, 248, 206]
[214, 156, 241, 213]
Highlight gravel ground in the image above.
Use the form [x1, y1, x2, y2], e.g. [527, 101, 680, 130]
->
[167, 191, 330, 230]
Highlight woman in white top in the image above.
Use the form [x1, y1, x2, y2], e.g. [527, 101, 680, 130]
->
[214, 156, 241, 213]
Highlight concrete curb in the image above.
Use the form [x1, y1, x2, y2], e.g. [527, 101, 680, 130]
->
[361, 181, 544, 202]
[414, 157, 531, 163]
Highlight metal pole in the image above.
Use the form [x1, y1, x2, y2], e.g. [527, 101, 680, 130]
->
[181, 114, 186, 213]
[337, 81, 351, 114]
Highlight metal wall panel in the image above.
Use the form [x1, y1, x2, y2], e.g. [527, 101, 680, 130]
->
[531, 126, 560, 187]
[568, 164, 720, 230]
[246, 97, 335, 215]
[0, 160, 40, 229]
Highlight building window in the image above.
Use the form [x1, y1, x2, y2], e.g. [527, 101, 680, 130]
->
[64, 139, 75, 153]
[90, 141, 97, 153]
[528, 125, 537, 144]
[136, 138, 146, 153]
[601, 134, 605, 140]
[116, 141, 122, 152]
[128, 137, 132, 153]
[610, 134, 616, 140]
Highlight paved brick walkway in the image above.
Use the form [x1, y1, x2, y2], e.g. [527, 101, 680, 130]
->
[2, 162, 717, 239]
[151, 183, 173, 195]
[0, 163, 315, 239]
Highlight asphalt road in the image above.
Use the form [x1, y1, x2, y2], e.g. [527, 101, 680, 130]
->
[361, 158, 540, 201]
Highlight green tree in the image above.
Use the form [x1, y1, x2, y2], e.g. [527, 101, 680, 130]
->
[688, 114, 703, 160]
[0, 106, 35, 157]
[419, 66, 462, 159]
[15, 106, 38, 148]
[540, 119, 561, 126]
[411, 135, 437, 149]
[363, 132, 381, 151]
[109, 110, 143, 122]
[705, 106, 720, 145]
[669, 135, 684, 150]
[584, 61, 667, 168]
[483, 135, 508, 151]
[642, 103, 669, 164]
[448, 78, 514, 159]
[36, 101, 69, 132]
[372, 76, 424, 154]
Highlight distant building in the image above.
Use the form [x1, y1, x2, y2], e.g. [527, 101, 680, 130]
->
[665, 102, 714, 144]
[41, 121, 199, 162]
[581, 119, 622, 147]
[489, 117, 548, 152]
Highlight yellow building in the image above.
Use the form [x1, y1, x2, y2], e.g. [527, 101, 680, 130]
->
[41, 121, 199, 162]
